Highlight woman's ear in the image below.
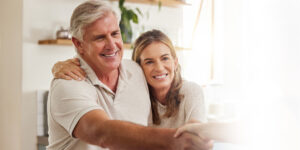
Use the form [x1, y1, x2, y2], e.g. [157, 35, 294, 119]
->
[72, 37, 84, 54]
[174, 57, 179, 69]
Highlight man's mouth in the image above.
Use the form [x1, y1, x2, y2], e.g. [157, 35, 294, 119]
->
[153, 73, 168, 79]
[100, 50, 119, 57]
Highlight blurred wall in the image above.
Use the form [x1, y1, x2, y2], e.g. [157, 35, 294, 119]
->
[222, 0, 300, 149]
[0, 0, 23, 149]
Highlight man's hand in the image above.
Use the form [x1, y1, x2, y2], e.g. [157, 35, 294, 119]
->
[52, 58, 86, 80]
[173, 132, 213, 150]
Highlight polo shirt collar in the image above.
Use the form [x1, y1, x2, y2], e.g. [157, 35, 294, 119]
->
[76, 55, 130, 95]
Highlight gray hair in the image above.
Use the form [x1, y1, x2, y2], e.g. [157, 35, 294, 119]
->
[70, 0, 120, 41]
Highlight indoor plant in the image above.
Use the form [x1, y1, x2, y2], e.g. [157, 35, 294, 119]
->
[119, 0, 142, 43]
[118, 0, 161, 43]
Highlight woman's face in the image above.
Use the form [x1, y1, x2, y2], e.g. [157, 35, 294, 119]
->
[139, 42, 178, 92]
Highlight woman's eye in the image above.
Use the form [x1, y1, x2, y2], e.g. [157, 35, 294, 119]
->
[162, 57, 169, 61]
[145, 61, 153, 65]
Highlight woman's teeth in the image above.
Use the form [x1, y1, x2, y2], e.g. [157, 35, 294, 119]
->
[154, 74, 167, 79]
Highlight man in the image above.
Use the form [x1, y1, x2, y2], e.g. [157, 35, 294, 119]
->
[47, 1, 212, 150]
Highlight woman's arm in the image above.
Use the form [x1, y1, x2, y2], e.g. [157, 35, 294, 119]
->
[178, 82, 244, 143]
[175, 122, 244, 143]
[52, 58, 86, 80]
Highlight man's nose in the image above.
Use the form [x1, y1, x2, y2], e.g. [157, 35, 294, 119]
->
[105, 36, 116, 50]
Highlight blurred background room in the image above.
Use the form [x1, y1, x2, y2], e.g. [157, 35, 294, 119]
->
[1, 0, 299, 149]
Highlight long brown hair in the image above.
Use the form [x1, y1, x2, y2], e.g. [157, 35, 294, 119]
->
[132, 29, 184, 125]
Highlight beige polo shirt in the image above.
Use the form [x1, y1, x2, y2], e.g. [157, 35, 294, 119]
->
[47, 56, 151, 150]
[149, 80, 206, 128]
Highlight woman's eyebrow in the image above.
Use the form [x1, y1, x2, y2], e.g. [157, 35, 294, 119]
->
[143, 58, 153, 61]
[160, 54, 170, 58]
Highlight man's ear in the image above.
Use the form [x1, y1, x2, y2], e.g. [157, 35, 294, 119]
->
[72, 37, 84, 54]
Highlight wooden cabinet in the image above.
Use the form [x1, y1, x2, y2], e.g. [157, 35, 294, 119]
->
[38, 39, 72, 45]
[110, 0, 190, 7]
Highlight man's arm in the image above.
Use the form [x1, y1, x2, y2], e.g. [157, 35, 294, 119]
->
[73, 110, 213, 150]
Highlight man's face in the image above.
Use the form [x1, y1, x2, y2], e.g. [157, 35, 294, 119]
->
[75, 12, 123, 74]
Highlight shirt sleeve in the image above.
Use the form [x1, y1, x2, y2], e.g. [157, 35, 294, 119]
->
[48, 79, 103, 136]
[182, 81, 207, 123]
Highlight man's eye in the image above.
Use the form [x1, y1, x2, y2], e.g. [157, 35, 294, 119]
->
[95, 36, 104, 40]
[112, 32, 120, 36]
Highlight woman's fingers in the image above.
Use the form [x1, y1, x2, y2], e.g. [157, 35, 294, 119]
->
[70, 64, 86, 80]
[178, 132, 213, 150]
[62, 74, 73, 80]
[76, 67, 86, 78]
[190, 133, 213, 150]
[52, 58, 86, 80]
[188, 119, 200, 124]
[174, 123, 203, 138]
[55, 72, 72, 80]
[174, 126, 186, 138]
[67, 71, 82, 81]
[71, 58, 80, 66]
[72, 69, 85, 80]
[56, 71, 83, 81]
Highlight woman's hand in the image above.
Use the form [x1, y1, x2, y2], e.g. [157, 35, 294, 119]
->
[52, 58, 86, 80]
[174, 122, 213, 150]
[175, 121, 243, 143]
[174, 123, 203, 138]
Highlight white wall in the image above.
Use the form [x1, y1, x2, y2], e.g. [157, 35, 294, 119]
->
[22, 0, 82, 149]
[218, 0, 244, 102]
[0, 0, 23, 149]
[242, 1, 300, 149]
[221, 0, 300, 102]
[222, 0, 300, 149]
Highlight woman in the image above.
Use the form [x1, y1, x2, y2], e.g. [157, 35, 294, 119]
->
[53, 29, 206, 128]
[132, 30, 206, 127]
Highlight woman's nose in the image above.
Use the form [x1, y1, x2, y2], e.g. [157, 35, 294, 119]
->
[154, 61, 164, 71]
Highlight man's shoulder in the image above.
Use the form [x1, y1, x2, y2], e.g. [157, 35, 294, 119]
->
[50, 79, 96, 96]
[51, 78, 92, 89]
[121, 59, 141, 70]
[121, 59, 144, 77]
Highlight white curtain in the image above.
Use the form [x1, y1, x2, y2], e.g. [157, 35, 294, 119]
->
[180, 0, 218, 85]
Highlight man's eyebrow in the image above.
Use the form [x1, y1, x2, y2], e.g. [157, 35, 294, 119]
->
[112, 29, 120, 33]
[93, 34, 105, 40]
